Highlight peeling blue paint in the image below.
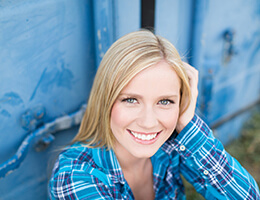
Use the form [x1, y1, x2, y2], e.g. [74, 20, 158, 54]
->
[29, 64, 74, 101]
[20, 105, 45, 131]
[30, 67, 48, 101]
[0, 92, 23, 106]
[56, 62, 74, 89]
[93, 0, 115, 68]
[0, 0, 96, 199]
[40, 66, 74, 92]
[0, 109, 11, 118]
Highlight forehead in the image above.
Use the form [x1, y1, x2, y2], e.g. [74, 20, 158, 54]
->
[121, 61, 181, 95]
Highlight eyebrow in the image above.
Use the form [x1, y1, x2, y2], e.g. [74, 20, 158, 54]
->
[119, 93, 179, 99]
[118, 93, 142, 98]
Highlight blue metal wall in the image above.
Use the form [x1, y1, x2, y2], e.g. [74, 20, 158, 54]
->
[0, 0, 141, 199]
[156, 0, 260, 145]
[190, 0, 260, 144]
[0, 0, 96, 199]
[0, 0, 259, 199]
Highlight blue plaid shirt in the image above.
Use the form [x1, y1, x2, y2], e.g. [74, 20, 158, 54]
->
[48, 114, 260, 199]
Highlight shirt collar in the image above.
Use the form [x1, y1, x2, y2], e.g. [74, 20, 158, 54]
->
[76, 136, 177, 187]
[91, 146, 126, 185]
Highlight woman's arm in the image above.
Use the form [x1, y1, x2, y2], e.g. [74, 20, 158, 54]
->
[48, 169, 114, 200]
[175, 114, 260, 199]
[175, 62, 199, 133]
[175, 62, 260, 199]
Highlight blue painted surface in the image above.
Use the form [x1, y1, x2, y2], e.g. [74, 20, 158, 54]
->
[0, 0, 96, 155]
[0, 0, 259, 199]
[0, 104, 86, 179]
[113, 0, 141, 39]
[198, 0, 260, 132]
[93, 0, 141, 67]
[155, 0, 194, 58]
[0, 0, 96, 199]
[93, 0, 115, 67]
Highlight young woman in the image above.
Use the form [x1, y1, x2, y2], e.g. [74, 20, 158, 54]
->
[48, 30, 260, 199]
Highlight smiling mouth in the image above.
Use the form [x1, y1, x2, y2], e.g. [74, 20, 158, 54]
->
[127, 130, 160, 141]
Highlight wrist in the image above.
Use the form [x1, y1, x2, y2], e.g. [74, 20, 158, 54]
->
[176, 115, 194, 133]
[176, 121, 188, 133]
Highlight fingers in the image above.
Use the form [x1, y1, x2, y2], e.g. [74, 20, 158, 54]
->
[182, 62, 199, 97]
[182, 62, 198, 84]
[175, 62, 199, 133]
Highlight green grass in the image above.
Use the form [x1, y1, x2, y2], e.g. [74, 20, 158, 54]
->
[183, 109, 260, 199]
[225, 111, 260, 186]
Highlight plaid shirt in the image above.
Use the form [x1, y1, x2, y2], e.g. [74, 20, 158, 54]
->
[48, 114, 260, 199]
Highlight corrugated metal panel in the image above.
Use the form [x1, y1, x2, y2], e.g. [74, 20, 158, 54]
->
[155, 0, 193, 58]
[0, 0, 141, 199]
[194, 0, 260, 143]
[0, 0, 96, 198]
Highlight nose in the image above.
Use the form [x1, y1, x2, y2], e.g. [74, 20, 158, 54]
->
[137, 106, 159, 130]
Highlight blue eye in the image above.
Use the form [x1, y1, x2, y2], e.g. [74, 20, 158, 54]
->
[159, 99, 174, 105]
[122, 98, 137, 104]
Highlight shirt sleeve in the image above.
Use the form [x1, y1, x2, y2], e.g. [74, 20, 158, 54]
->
[48, 169, 114, 200]
[174, 114, 260, 200]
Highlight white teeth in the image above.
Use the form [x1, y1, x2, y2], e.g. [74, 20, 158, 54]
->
[130, 131, 157, 141]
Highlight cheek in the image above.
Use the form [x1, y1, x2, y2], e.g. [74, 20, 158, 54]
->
[110, 104, 121, 130]
[110, 103, 132, 130]
[159, 108, 180, 130]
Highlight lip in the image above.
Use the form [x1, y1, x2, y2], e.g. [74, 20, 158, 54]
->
[127, 129, 162, 145]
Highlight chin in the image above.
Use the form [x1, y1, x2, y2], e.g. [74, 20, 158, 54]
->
[131, 147, 159, 159]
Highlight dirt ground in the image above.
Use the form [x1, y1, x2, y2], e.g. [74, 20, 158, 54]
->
[184, 108, 260, 199]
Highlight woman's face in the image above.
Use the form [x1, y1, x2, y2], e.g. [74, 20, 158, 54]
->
[110, 60, 181, 159]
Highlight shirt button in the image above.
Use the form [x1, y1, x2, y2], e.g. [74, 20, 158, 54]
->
[180, 145, 186, 151]
[203, 170, 209, 175]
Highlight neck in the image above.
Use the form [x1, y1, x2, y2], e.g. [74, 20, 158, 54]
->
[113, 144, 150, 172]
[113, 143, 155, 200]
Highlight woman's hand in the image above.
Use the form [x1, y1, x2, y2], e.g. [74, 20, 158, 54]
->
[176, 62, 199, 133]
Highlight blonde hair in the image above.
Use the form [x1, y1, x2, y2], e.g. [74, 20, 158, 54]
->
[72, 30, 191, 149]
